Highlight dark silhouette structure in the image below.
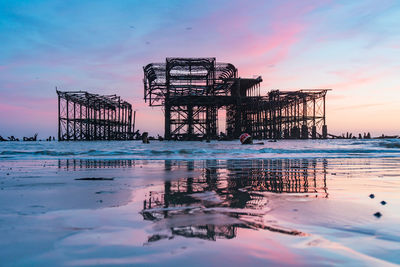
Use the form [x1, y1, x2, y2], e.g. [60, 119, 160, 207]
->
[23, 133, 38, 141]
[57, 90, 135, 141]
[144, 57, 329, 140]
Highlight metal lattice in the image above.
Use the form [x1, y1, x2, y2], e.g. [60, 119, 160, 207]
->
[57, 90, 135, 141]
[143, 57, 330, 140]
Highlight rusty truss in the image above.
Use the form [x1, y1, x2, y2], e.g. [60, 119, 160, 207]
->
[228, 90, 329, 139]
[57, 90, 134, 141]
[144, 57, 329, 140]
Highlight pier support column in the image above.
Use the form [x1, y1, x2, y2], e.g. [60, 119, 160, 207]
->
[312, 126, 317, 139]
[292, 126, 300, 139]
[164, 104, 171, 140]
[274, 129, 281, 140]
[187, 104, 193, 140]
[58, 94, 61, 141]
[284, 129, 289, 139]
[301, 125, 308, 139]
[322, 125, 328, 139]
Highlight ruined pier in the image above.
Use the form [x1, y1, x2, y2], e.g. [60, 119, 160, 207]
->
[144, 57, 329, 140]
[57, 90, 135, 141]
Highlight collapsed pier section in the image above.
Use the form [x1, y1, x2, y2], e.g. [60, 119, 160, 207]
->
[143, 57, 329, 140]
[144, 57, 241, 140]
[228, 89, 329, 139]
[57, 90, 135, 141]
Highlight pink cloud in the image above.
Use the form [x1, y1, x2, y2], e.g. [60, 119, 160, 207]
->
[139, 1, 330, 74]
[0, 100, 56, 137]
[0, 92, 55, 116]
[331, 102, 390, 111]
[0, 102, 53, 116]
[199, 2, 331, 78]
[320, 66, 395, 90]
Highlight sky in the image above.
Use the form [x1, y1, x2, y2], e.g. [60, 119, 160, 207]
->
[0, 0, 399, 138]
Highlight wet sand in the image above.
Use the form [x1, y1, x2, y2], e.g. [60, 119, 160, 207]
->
[1, 158, 400, 266]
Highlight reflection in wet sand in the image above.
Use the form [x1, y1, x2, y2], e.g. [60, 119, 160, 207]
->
[142, 159, 327, 242]
[58, 159, 136, 169]
[2, 157, 400, 265]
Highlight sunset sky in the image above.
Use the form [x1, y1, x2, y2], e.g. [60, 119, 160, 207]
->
[1, 0, 399, 138]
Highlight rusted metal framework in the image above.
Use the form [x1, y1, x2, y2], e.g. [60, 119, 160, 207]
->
[143, 57, 329, 140]
[227, 90, 329, 139]
[266, 90, 328, 139]
[57, 90, 135, 141]
[144, 57, 240, 140]
[141, 159, 327, 242]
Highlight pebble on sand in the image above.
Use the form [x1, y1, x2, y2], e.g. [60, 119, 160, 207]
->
[374, 212, 382, 218]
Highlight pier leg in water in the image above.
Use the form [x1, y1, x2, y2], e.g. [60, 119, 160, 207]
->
[142, 132, 149, 144]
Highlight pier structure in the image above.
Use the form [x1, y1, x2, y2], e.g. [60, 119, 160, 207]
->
[230, 89, 329, 139]
[57, 90, 135, 141]
[143, 57, 329, 140]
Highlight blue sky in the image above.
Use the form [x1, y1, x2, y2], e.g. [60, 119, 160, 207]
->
[1, 0, 399, 137]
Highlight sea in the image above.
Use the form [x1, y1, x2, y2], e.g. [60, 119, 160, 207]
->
[1, 138, 400, 160]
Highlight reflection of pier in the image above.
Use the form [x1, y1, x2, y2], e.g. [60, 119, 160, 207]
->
[225, 159, 327, 194]
[142, 159, 327, 242]
[58, 159, 136, 170]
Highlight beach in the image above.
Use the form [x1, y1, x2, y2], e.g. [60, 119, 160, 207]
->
[2, 0, 400, 265]
[1, 140, 400, 266]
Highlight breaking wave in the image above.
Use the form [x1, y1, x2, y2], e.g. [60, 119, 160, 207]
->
[377, 141, 400, 149]
[0, 139, 400, 160]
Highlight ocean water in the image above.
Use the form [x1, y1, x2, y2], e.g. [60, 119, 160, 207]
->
[1, 138, 400, 160]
